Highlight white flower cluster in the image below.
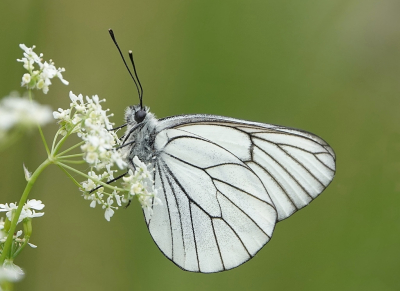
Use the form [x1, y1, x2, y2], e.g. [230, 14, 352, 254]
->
[123, 156, 161, 215]
[0, 92, 53, 139]
[53, 91, 126, 170]
[81, 166, 122, 221]
[0, 199, 44, 255]
[17, 44, 68, 94]
[54, 92, 160, 221]
[0, 199, 44, 225]
[80, 156, 161, 221]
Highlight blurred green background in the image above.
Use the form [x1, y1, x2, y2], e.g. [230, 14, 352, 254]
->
[1, 0, 400, 290]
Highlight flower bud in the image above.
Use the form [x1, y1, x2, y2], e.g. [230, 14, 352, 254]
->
[4, 216, 11, 233]
[23, 218, 32, 237]
[23, 163, 31, 182]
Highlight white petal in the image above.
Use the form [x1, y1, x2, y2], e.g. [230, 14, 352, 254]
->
[104, 207, 114, 221]
[26, 199, 45, 210]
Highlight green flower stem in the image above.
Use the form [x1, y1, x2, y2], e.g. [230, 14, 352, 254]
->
[56, 164, 82, 188]
[54, 140, 84, 157]
[58, 153, 84, 159]
[37, 125, 50, 156]
[58, 162, 126, 193]
[57, 160, 86, 165]
[28, 90, 50, 155]
[51, 128, 63, 153]
[10, 240, 16, 258]
[0, 158, 52, 264]
[12, 236, 29, 258]
[52, 122, 82, 155]
[1, 281, 12, 291]
[52, 131, 70, 155]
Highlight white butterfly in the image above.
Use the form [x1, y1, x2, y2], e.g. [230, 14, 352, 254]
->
[122, 106, 336, 273]
[109, 29, 336, 273]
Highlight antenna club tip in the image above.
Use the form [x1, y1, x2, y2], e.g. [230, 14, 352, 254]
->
[129, 50, 133, 54]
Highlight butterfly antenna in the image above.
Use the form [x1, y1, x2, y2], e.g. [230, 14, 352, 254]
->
[128, 51, 143, 109]
[108, 29, 141, 101]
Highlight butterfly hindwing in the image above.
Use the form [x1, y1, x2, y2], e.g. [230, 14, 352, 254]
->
[145, 127, 277, 272]
[143, 114, 335, 272]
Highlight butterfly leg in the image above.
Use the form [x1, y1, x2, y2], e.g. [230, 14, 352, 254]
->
[121, 123, 143, 144]
[125, 199, 133, 208]
[116, 140, 135, 150]
[108, 123, 127, 131]
[88, 171, 129, 194]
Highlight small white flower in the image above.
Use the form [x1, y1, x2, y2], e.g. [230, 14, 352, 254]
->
[0, 261, 24, 283]
[53, 108, 70, 120]
[17, 44, 68, 94]
[24, 199, 45, 211]
[22, 73, 31, 85]
[103, 197, 116, 222]
[0, 203, 18, 222]
[138, 195, 152, 210]
[21, 199, 45, 219]
[56, 68, 69, 85]
[28, 242, 37, 248]
[85, 151, 99, 164]
[82, 178, 96, 192]
[113, 191, 122, 207]
[104, 207, 114, 221]
[110, 151, 127, 169]
[0, 200, 45, 224]
[18, 44, 42, 64]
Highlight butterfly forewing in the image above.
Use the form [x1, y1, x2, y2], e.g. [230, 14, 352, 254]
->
[168, 116, 336, 221]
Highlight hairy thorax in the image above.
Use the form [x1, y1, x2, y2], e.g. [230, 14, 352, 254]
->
[122, 105, 159, 167]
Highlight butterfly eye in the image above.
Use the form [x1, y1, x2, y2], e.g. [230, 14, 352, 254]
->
[134, 109, 147, 123]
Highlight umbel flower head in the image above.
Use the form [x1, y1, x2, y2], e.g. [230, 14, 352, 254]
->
[0, 199, 44, 256]
[54, 91, 161, 221]
[17, 44, 68, 94]
[0, 92, 53, 147]
[0, 92, 53, 134]
[0, 199, 45, 224]
[54, 91, 126, 169]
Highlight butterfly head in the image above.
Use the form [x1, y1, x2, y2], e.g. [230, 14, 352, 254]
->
[125, 105, 154, 125]
[134, 107, 147, 123]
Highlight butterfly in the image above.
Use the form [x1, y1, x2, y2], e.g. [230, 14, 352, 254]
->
[109, 29, 336, 273]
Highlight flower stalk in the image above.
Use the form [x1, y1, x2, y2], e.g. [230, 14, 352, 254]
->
[0, 43, 161, 288]
[0, 158, 51, 264]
